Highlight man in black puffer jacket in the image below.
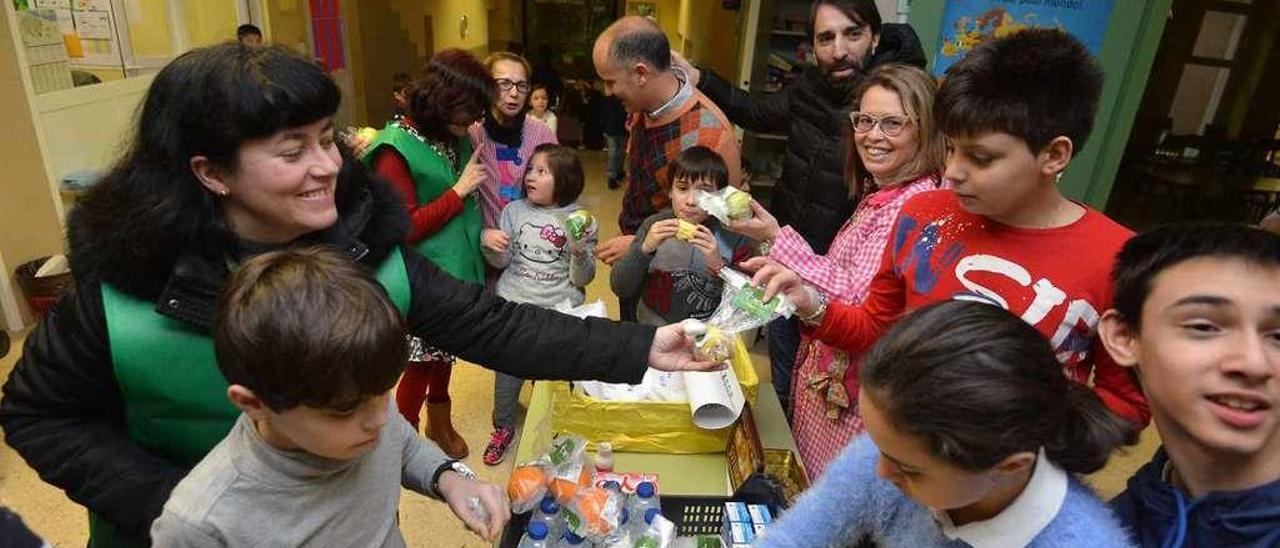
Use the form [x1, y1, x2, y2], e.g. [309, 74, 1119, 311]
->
[674, 0, 925, 414]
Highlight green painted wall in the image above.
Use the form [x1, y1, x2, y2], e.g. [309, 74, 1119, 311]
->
[904, 0, 1173, 208]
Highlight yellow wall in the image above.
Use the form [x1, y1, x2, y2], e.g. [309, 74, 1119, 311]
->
[630, 0, 680, 49]
[126, 0, 173, 56]
[431, 0, 489, 54]
[353, 0, 423, 127]
[391, 0, 431, 59]
[679, 0, 740, 82]
[266, 0, 310, 54]
[183, 1, 240, 48]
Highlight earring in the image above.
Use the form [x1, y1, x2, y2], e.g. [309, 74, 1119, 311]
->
[219, 188, 231, 196]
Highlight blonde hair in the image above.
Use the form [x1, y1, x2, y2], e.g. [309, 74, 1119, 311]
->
[844, 64, 945, 198]
[483, 51, 532, 80]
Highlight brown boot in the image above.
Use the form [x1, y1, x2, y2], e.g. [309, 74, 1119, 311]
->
[425, 401, 469, 459]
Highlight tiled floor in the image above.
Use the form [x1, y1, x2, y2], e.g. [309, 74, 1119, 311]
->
[0, 150, 1159, 546]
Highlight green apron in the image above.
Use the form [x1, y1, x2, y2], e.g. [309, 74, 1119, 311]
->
[363, 123, 485, 284]
[88, 248, 411, 548]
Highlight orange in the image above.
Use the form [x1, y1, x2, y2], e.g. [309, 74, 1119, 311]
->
[507, 465, 548, 507]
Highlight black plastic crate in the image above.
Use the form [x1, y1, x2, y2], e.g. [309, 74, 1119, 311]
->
[498, 495, 779, 547]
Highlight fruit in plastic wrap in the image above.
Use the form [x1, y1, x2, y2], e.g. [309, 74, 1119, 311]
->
[565, 210, 595, 241]
[508, 464, 550, 514]
[675, 219, 698, 241]
[563, 486, 623, 541]
[550, 461, 594, 504]
[697, 326, 732, 364]
[683, 319, 732, 364]
[356, 127, 379, 142]
[725, 188, 752, 220]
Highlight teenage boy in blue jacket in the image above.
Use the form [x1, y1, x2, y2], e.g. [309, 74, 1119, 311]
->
[1099, 223, 1280, 547]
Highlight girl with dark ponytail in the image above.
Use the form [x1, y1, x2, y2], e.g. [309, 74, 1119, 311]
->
[758, 300, 1138, 547]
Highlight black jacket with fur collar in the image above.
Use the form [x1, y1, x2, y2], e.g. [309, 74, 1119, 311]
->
[0, 175, 654, 540]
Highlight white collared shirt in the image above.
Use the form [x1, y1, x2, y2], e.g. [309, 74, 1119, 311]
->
[931, 448, 1068, 548]
[646, 67, 692, 120]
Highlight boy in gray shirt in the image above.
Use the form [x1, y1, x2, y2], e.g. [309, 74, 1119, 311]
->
[611, 146, 754, 326]
[150, 247, 508, 547]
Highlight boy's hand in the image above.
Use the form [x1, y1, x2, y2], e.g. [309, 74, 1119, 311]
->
[726, 200, 780, 244]
[648, 323, 725, 373]
[641, 219, 680, 254]
[687, 225, 724, 273]
[438, 471, 509, 541]
[482, 229, 510, 253]
[597, 235, 635, 265]
[740, 256, 816, 316]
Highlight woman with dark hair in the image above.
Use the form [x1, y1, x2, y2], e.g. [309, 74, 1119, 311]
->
[759, 300, 1136, 547]
[362, 48, 493, 459]
[0, 44, 712, 548]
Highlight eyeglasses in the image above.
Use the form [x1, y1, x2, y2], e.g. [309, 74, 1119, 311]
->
[495, 79, 531, 94]
[849, 112, 912, 136]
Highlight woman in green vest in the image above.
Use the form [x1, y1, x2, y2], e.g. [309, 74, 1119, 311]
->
[0, 44, 713, 548]
[364, 49, 492, 460]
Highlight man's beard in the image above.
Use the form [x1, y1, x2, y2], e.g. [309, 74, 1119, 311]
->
[824, 57, 867, 95]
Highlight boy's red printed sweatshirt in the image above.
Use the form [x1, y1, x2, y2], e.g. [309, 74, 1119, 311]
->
[811, 190, 1150, 425]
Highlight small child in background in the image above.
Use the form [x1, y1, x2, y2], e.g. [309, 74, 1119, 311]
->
[610, 146, 754, 326]
[528, 83, 558, 134]
[480, 143, 595, 465]
[150, 247, 507, 546]
[759, 300, 1137, 547]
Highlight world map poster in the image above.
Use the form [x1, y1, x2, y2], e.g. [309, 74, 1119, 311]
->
[934, 0, 1117, 76]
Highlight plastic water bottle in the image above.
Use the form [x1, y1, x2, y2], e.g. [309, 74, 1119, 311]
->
[517, 521, 550, 548]
[557, 531, 587, 547]
[599, 507, 630, 548]
[531, 495, 563, 543]
[630, 507, 661, 539]
[632, 481, 661, 525]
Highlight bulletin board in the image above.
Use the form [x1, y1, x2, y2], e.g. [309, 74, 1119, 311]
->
[29, 0, 124, 66]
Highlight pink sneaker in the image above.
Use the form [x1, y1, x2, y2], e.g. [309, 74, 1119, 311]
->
[483, 427, 515, 466]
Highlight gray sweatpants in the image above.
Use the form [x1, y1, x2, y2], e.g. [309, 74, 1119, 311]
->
[493, 372, 524, 429]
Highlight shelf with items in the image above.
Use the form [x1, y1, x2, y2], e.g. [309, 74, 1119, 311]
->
[740, 0, 811, 210]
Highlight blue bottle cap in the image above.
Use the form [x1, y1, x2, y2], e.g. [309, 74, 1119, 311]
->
[636, 481, 655, 498]
[564, 531, 585, 545]
[540, 496, 560, 514]
[603, 480, 622, 492]
[645, 507, 662, 524]
[527, 520, 548, 540]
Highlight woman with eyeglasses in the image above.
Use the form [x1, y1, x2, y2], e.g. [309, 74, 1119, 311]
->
[464, 51, 561, 466]
[363, 48, 494, 460]
[471, 52, 560, 241]
[725, 64, 946, 477]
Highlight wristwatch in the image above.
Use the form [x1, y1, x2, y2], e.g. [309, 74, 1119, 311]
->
[431, 460, 477, 494]
[757, 238, 774, 256]
[797, 286, 830, 327]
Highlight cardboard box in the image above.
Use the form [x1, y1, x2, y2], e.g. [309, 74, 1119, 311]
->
[547, 335, 759, 453]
